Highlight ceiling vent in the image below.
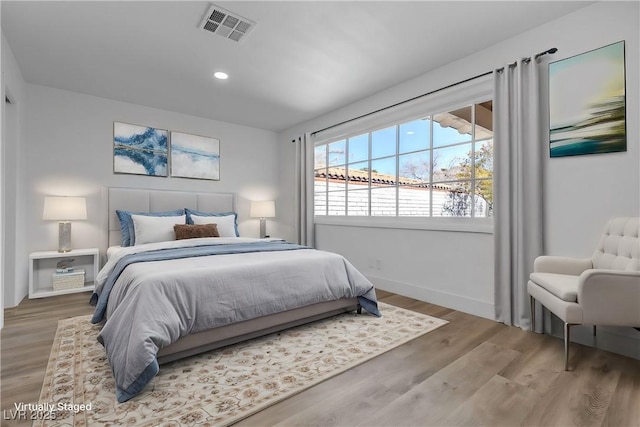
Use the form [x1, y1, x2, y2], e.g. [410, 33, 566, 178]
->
[199, 4, 256, 43]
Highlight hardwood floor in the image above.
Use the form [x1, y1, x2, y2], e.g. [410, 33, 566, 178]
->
[1, 290, 639, 426]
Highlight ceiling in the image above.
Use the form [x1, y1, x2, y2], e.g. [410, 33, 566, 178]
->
[2, 1, 594, 132]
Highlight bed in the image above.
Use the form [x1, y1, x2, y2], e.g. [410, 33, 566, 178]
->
[92, 187, 380, 402]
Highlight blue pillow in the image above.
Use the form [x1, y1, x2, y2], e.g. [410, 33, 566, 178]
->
[185, 209, 239, 237]
[116, 209, 185, 246]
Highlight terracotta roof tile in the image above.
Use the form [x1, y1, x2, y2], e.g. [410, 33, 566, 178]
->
[315, 167, 454, 191]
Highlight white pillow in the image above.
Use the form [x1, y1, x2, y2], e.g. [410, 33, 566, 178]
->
[191, 214, 236, 238]
[131, 214, 186, 245]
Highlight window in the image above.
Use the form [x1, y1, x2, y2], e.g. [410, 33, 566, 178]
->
[314, 101, 493, 218]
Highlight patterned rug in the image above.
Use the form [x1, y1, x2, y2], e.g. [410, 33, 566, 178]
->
[35, 302, 447, 426]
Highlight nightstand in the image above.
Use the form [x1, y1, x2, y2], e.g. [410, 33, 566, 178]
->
[29, 248, 100, 298]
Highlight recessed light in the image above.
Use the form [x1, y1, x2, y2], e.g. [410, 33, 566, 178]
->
[214, 71, 228, 80]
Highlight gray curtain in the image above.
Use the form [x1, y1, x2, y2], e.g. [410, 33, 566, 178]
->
[493, 57, 544, 331]
[294, 132, 314, 247]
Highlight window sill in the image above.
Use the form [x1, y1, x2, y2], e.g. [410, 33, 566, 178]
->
[314, 216, 493, 234]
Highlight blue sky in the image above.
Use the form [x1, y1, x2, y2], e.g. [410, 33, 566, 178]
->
[316, 118, 480, 180]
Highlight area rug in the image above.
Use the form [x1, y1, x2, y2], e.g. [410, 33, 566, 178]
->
[35, 302, 447, 426]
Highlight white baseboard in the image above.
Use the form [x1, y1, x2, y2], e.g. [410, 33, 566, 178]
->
[557, 323, 640, 361]
[367, 275, 640, 361]
[367, 274, 495, 320]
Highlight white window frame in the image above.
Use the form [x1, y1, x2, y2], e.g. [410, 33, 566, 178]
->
[312, 75, 493, 234]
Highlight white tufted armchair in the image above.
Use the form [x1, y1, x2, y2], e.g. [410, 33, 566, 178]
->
[527, 217, 640, 370]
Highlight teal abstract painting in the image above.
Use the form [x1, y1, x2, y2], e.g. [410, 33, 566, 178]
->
[549, 41, 626, 158]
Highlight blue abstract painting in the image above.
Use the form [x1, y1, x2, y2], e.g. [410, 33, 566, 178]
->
[114, 122, 168, 176]
[170, 131, 220, 180]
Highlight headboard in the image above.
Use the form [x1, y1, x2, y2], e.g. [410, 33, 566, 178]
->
[108, 187, 235, 247]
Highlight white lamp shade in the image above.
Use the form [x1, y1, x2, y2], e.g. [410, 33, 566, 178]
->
[43, 196, 87, 221]
[250, 200, 275, 218]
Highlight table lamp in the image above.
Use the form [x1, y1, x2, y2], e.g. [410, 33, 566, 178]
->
[43, 196, 87, 252]
[250, 200, 275, 238]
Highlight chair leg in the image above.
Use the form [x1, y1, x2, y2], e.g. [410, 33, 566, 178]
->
[564, 322, 573, 371]
[593, 325, 597, 336]
[530, 295, 536, 332]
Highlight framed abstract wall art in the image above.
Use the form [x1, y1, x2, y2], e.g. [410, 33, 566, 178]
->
[549, 41, 626, 158]
[170, 131, 220, 180]
[113, 122, 168, 176]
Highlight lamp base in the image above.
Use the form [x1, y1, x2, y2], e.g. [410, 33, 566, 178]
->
[58, 221, 72, 253]
[259, 218, 267, 239]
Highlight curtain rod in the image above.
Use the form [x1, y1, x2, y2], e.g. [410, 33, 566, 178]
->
[304, 47, 558, 138]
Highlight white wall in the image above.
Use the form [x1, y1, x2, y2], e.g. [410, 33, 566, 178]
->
[2, 31, 28, 310]
[317, 225, 494, 318]
[279, 2, 640, 355]
[13, 84, 282, 307]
